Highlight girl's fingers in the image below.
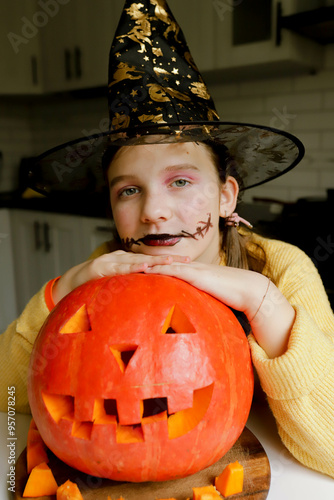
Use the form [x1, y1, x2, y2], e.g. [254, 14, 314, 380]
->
[144, 263, 190, 275]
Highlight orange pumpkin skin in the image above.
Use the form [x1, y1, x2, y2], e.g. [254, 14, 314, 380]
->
[28, 274, 253, 482]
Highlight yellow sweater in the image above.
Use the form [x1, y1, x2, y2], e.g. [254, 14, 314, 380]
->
[1, 233, 334, 478]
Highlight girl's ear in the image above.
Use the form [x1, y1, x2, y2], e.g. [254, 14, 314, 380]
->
[219, 176, 239, 217]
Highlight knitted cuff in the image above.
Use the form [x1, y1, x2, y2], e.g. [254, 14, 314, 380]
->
[44, 277, 60, 311]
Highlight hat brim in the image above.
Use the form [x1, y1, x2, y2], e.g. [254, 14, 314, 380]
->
[28, 121, 304, 196]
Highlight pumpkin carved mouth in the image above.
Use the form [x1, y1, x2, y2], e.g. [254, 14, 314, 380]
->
[42, 383, 214, 443]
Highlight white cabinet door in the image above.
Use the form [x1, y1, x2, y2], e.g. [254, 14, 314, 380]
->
[44, 212, 84, 277]
[39, 1, 76, 92]
[80, 216, 115, 259]
[10, 210, 84, 312]
[10, 210, 49, 312]
[214, 0, 324, 79]
[0, 0, 43, 94]
[0, 210, 18, 331]
[72, 0, 124, 90]
[168, 0, 216, 72]
[41, 0, 124, 92]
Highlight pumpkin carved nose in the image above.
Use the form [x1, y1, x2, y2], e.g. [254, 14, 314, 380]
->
[110, 345, 138, 373]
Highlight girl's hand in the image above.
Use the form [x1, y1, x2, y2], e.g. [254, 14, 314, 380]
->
[144, 261, 295, 359]
[52, 250, 190, 305]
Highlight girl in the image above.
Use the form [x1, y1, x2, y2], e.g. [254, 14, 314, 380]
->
[1, 0, 334, 481]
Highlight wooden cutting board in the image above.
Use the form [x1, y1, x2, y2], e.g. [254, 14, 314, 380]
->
[14, 427, 270, 500]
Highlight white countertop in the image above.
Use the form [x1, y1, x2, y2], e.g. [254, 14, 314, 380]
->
[1, 401, 334, 500]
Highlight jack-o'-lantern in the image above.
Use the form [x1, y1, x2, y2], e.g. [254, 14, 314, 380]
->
[28, 274, 253, 482]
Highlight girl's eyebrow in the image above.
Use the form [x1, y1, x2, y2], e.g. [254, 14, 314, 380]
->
[164, 164, 200, 173]
[109, 164, 200, 188]
[109, 175, 137, 189]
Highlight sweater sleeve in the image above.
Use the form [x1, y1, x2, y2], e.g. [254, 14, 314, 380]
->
[248, 237, 334, 478]
[0, 283, 51, 414]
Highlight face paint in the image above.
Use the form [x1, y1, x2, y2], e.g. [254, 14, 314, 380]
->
[121, 213, 213, 250]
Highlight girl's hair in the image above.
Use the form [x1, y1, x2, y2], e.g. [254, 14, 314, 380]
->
[101, 141, 266, 274]
[202, 140, 266, 274]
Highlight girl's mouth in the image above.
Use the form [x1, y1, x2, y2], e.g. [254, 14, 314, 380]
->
[121, 213, 213, 251]
[140, 234, 182, 247]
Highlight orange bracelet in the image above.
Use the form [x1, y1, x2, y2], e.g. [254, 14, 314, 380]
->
[44, 277, 60, 311]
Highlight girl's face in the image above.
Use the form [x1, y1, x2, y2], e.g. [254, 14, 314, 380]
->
[107, 142, 238, 264]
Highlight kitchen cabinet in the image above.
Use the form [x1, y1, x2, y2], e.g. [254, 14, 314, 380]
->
[0, 210, 18, 331]
[40, 0, 124, 92]
[0, 0, 123, 94]
[0, 0, 328, 95]
[10, 209, 84, 312]
[168, 0, 216, 72]
[9, 209, 114, 314]
[80, 215, 114, 258]
[0, 1, 42, 94]
[213, 0, 324, 81]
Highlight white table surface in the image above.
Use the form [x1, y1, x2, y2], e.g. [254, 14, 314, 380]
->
[1, 401, 334, 500]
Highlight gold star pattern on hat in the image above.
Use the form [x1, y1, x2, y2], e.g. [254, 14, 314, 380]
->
[107, 0, 219, 133]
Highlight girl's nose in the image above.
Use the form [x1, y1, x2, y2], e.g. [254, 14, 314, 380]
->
[140, 192, 173, 223]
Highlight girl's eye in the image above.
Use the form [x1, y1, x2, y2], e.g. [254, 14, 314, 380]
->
[119, 187, 139, 197]
[171, 179, 190, 188]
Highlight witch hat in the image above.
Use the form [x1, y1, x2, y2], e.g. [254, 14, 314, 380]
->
[28, 0, 304, 196]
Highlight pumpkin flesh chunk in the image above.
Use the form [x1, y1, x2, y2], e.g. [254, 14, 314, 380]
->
[23, 462, 58, 497]
[192, 485, 221, 499]
[215, 460, 244, 497]
[57, 479, 84, 500]
[27, 427, 49, 473]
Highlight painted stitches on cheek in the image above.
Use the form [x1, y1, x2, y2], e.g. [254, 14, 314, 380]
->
[121, 213, 213, 250]
[181, 213, 213, 240]
[122, 237, 141, 251]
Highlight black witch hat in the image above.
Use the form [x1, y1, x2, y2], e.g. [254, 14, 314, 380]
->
[28, 0, 304, 195]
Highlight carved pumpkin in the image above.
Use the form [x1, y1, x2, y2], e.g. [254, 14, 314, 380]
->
[28, 274, 253, 482]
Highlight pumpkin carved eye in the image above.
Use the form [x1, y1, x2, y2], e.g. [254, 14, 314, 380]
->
[162, 305, 196, 334]
[59, 304, 91, 334]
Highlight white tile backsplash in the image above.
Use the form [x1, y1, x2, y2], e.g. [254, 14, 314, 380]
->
[0, 45, 334, 201]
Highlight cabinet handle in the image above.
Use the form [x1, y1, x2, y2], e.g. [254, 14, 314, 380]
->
[31, 56, 38, 85]
[64, 49, 72, 80]
[34, 221, 42, 250]
[43, 223, 51, 253]
[74, 46, 82, 78]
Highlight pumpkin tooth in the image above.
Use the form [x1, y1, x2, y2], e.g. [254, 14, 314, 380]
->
[42, 392, 74, 423]
[42, 383, 214, 443]
[116, 423, 144, 443]
[166, 387, 194, 414]
[167, 383, 214, 439]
